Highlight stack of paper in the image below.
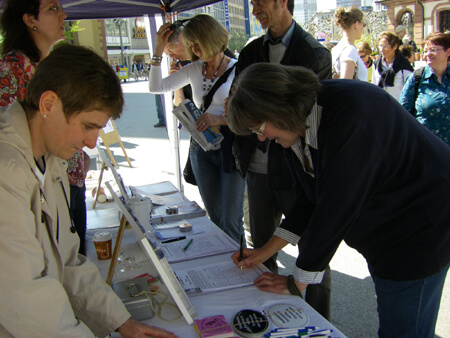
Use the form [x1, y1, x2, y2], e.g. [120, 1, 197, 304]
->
[159, 231, 239, 263]
[175, 260, 262, 294]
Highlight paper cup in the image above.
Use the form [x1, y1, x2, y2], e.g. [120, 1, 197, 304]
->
[93, 232, 112, 260]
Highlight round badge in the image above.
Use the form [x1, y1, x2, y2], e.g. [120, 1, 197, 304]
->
[266, 303, 309, 328]
[232, 309, 269, 337]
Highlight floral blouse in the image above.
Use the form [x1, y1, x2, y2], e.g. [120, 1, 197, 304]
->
[400, 65, 450, 145]
[0, 51, 37, 107]
[0, 50, 87, 185]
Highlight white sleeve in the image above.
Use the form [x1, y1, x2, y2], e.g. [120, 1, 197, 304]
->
[340, 45, 358, 65]
[372, 64, 378, 85]
[149, 63, 192, 94]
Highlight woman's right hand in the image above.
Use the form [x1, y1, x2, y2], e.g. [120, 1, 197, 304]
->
[155, 22, 173, 56]
[231, 247, 271, 270]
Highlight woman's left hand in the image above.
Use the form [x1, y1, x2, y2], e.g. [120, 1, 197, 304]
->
[253, 272, 308, 295]
[196, 113, 227, 132]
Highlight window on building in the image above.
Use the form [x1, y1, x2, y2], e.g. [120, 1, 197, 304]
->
[440, 10, 450, 33]
[400, 11, 414, 37]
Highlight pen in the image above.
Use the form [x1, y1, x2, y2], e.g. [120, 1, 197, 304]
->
[183, 238, 193, 251]
[239, 234, 244, 270]
[161, 236, 186, 244]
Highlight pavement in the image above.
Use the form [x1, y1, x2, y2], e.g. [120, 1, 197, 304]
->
[85, 80, 449, 338]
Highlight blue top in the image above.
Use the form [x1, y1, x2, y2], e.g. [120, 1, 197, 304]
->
[399, 64, 450, 145]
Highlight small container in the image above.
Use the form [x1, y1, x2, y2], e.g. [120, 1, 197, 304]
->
[93, 232, 112, 260]
[129, 196, 152, 227]
[113, 277, 155, 321]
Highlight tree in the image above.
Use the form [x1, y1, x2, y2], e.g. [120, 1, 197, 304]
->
[304, 9, 388, 50]
[228, 31, 248, 53]
[59, 21, 85, 45]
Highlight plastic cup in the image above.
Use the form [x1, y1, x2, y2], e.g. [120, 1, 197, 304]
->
[93, 232, 112, 260]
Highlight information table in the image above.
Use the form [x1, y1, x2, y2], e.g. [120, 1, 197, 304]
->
[86, 181, 346, 337]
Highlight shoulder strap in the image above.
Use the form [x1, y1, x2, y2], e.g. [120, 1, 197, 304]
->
[202, 63, 236, 112]
[412, 67, 425, 116]
[414, 67, 425, 98]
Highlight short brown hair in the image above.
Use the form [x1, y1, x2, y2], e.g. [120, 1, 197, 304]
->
[399, 44, 413, 59]
[356, 41, 372, 56]
[423, 32, 450, 62]
[228, 63, 321, 136]
[181, 14, 229, 61]
[378, 31, 400, 55]
[23, 44, 123, 120]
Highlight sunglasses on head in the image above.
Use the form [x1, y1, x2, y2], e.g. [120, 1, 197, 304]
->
[170, 18, 191, 30]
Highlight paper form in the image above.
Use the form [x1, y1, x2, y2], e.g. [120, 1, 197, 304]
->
[175, 260, 262, 294]
[160, 231, 239, 263]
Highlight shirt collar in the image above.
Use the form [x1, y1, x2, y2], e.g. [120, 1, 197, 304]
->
[290, 102, 321, 177]
[305, 102, 322, 150]
[263, 20, 295, 48]
[423, 63, 450, 79]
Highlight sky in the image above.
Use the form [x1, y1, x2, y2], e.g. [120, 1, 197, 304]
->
[317, 0, 336, 12]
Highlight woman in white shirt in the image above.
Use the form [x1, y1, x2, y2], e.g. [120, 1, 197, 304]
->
[332, 6, 367, 81]
[149, 14, 245, 244]
[372, 31, 414, 101]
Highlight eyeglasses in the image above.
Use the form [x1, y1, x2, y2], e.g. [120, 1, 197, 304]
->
[41, 2, 64, 13]
[249, 121, 266, 136]
[378, 45, 390, 50]
[423, 47, 444, 55]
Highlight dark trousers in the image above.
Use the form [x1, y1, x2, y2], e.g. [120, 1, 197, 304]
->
[247, 171, 296, 273]
[70, 184, 87, 255]
[247, 171, 331, 320]
[303, 261, 332, 321]
[155, 94, 165, 125]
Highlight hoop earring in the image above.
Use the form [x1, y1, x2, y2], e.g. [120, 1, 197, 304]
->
[33, 26, 37, 31]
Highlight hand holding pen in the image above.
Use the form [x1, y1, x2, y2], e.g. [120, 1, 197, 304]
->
[232, 246, 267, 270]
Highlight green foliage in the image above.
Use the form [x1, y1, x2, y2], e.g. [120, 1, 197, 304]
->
[228, 31, 248, 53]
[355, 34, 371, 46]
[58, 21, 85, 45]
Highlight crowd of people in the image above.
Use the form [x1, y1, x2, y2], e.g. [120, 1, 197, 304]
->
[0, 0, 448, 337]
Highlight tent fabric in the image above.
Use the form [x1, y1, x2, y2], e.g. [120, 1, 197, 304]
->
[59, 0, 221, 20]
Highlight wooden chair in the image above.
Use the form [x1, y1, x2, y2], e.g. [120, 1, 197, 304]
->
[99, 120, 132, 168]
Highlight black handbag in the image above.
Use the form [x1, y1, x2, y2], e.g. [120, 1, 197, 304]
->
[183, 149, 197, 185]
[183, 63, 236, 186]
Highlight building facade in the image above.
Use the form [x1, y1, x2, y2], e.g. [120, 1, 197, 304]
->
[294, 0, 318, 25]
[337, 0, 361, 7]
[376, 0, 449, 45]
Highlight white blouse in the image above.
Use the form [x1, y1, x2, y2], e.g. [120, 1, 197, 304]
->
[149, 59, 237, 116]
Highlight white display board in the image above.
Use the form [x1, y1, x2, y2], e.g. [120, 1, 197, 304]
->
[105, 181, 198, 325]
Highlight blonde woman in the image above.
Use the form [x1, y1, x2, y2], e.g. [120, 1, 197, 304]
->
[332, 6, 367, 80]
[149, 14, 245, 243]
